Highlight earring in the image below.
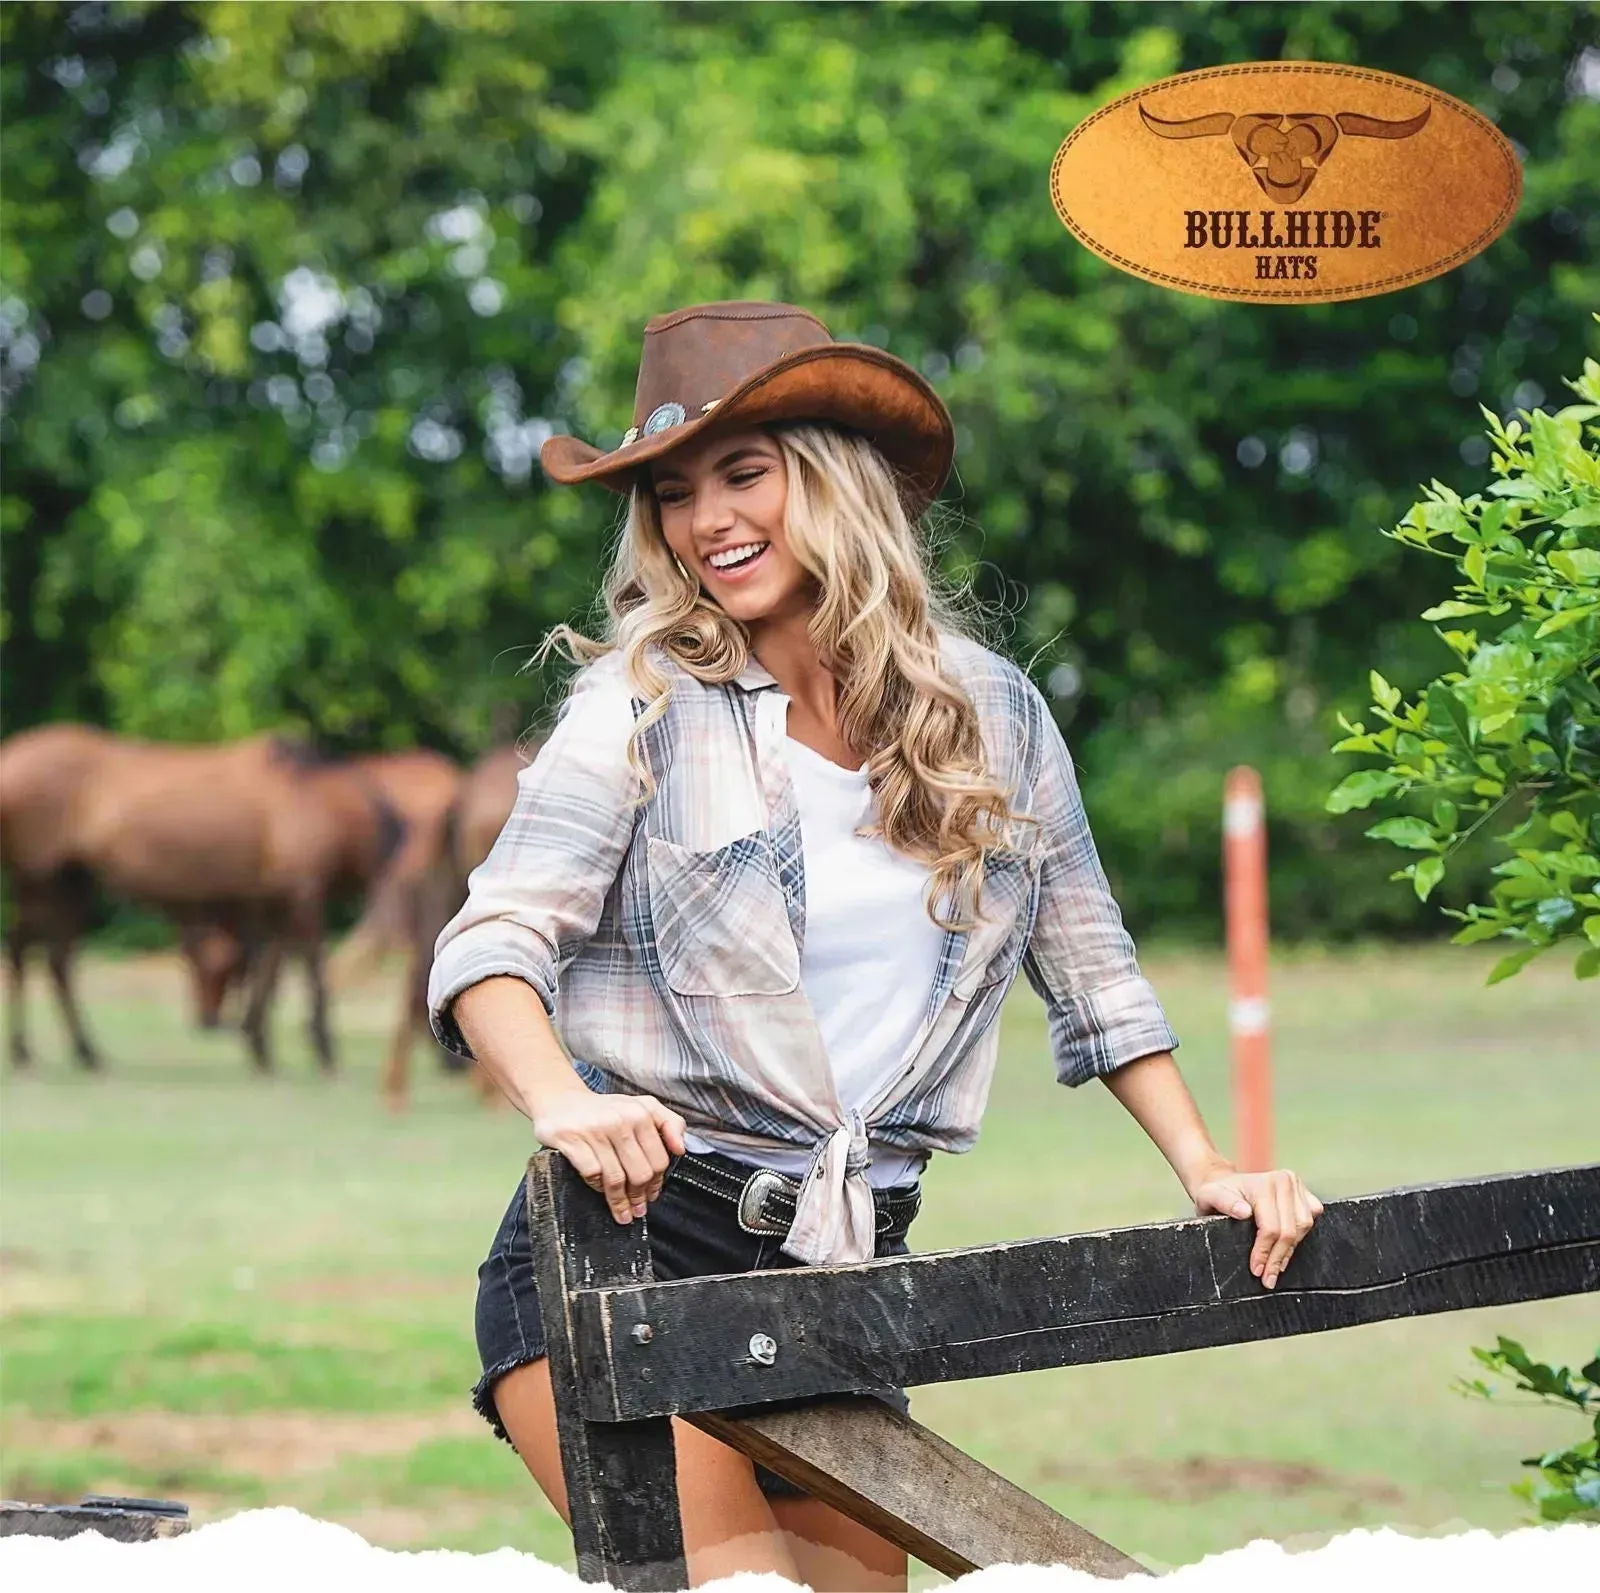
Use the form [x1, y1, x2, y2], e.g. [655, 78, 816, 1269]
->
[673, 554, 692, 583]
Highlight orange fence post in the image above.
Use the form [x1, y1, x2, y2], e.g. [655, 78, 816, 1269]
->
[1223, 766, 1273, 1173]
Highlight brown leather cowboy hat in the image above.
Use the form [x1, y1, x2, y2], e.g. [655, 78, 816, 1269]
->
[538, 301, 955, 515]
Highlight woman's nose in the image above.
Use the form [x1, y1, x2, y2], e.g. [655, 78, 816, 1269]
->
[691, 483, 735, 541]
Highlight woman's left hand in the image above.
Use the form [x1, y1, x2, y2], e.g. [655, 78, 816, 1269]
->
[1190, 1167, 1324, 1290]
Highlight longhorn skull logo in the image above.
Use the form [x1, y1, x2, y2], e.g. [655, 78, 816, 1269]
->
[1139, 104, 1432, 203]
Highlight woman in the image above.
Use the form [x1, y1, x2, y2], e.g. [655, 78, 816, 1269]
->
[427, 300, 1322, 1589]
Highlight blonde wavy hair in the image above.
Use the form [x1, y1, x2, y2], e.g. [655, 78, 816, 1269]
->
[537, 421, 1036, 931]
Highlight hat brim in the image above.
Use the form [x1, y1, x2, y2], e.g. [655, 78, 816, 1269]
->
[539, 343, 955, 514]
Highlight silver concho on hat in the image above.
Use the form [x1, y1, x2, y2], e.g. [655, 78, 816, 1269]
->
[642, 401, 686, 436]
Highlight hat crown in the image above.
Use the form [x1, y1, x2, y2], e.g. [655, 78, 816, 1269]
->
[632, 301, 834, 431]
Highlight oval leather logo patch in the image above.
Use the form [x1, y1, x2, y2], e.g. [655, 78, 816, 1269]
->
[1051, 62, 1522, 303]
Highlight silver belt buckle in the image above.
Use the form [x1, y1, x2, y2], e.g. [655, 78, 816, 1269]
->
[736, 1169, 794, 1236]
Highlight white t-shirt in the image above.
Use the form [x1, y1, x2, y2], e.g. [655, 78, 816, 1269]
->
[685, 735, 945, 1189]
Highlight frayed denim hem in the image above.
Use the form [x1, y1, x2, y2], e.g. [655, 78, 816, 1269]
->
[468, 1349, 806, 1498]
[471, 1350, 545, 1446]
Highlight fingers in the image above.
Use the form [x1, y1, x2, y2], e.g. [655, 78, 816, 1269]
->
[1247, 1182, 1280, 1282]
[588, 1138, 636, 1226]
[631, 1098, 684, 1207]
[1251, 1172, 1322, 1290]
[629, 1118, 674, 1209]
[646, 1096, 689, 1157]
[613, 1130, 656, 1220]
[1293, 1182, 1320, 1232]
[547, 1095, 686, 1226]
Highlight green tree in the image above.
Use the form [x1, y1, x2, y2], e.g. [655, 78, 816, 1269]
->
[4, 2, 1598, 938]
[1329, 342, 1600, 980]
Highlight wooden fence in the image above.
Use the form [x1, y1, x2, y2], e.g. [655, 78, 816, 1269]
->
[528, 1153, 1600, 1588]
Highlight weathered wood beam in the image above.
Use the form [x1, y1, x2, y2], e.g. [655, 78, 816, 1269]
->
[0, 1499, 190, 1541]
[573, 1164, 1600, 1421]
[690, 1396, 1148, 1579]
[525, 1153, 686, 1590]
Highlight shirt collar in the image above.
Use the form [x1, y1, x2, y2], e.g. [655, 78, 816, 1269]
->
[732, 656, 779, 692]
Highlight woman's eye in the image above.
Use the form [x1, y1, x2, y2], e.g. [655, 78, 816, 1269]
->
[729, 469, 765, 487]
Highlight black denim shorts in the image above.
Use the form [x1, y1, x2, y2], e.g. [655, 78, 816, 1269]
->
[473, 1148, 922, 1499]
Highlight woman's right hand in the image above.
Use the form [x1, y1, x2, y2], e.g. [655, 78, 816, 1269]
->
[532, 1088, 688, 1224]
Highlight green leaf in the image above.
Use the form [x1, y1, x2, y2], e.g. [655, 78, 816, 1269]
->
[1549, 810, 1586, 842]
[1487, 945, 1544, 984]
[1545, 695, 1577, 770]
[1433, 798, 1459, 833]
[1534, 604, 1600, 638]
[1365, 816, 1440, 850]
[1577, 947, 1600, 980]
[1420, 600, 1487, 620]
[1464, 543, 1488, 587]
[1555, 503, 1600, 527]
[1452, 918, 1510, 944]
[1414, 855, 1445, 901]
[1584, 915, 1600, 948]
[1427, 683, 1474, 750]
[1369, 670, 1401, 713]
[1326, 769, 1402, 813]
[1547, 549, 1600, 582]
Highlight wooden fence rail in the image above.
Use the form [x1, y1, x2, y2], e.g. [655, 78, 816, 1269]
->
[527, 1154, 1600, 1588]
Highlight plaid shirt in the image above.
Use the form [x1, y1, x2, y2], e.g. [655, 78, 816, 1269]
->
[428, 634, 1177, 1265]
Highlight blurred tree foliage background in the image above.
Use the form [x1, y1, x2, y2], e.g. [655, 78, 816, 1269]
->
[3, 0, 1597, 940]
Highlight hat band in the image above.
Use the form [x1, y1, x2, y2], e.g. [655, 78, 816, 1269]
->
[620, 397, 723, 450]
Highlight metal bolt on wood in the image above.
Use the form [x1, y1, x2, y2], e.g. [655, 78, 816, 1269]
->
[631, 1323, 654, 1345]
[748, 1333, 778, 1365]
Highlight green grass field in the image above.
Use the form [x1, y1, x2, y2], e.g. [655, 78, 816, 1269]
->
[1, 945, 1595, 1576]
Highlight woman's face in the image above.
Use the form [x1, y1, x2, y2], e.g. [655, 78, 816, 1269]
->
[648, 425, 812, 627]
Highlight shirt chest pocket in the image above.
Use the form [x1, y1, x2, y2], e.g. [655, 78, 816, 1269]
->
[646, 831, 801, 998]
[951, 846, 1040, 1002]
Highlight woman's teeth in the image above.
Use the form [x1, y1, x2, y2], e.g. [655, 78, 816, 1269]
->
[707, 542, 769, 571]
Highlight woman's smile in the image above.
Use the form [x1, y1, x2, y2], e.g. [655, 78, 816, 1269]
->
[704, 540, 771, 581]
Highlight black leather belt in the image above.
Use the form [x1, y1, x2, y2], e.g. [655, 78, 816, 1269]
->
[669, 1149, 922, 1239]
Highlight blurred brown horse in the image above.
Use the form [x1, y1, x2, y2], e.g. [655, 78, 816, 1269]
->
[337, 742, 528, 1109]
[176, 750, 465, 1049]
[0, 724, 404, 1071]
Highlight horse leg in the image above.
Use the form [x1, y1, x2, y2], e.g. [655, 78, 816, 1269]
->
[6, 918, 31, 1069]
[381, 945, 426, 1111]
[224, 907, 268, 1030]
[46, 934, 100, 1071]
[241, 935, 286, 1072]
[382, 996, 414, 1111]
[295, 908, 335, 1073]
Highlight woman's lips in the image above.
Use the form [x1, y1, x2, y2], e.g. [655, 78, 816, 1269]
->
[704, 543, 770, 583]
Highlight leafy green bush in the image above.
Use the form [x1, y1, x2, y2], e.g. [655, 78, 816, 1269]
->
[1328, 341, 1600, 981]
[1457, 1336, 1600, 1523]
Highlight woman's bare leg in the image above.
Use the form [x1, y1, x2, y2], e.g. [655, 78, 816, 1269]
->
[492, 1358, 804, 1584]
[771, 1495, 908, 1593]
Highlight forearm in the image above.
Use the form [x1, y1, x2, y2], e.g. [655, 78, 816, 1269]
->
[452, 975, 686, 1225]
[1098, 1050, 1234, 1200]
[450, 975, 591, 1121]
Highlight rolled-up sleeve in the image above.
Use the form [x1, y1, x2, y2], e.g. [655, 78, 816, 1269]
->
[1016, 683, 1179, 1086]
[427, 654, 642, 1059]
